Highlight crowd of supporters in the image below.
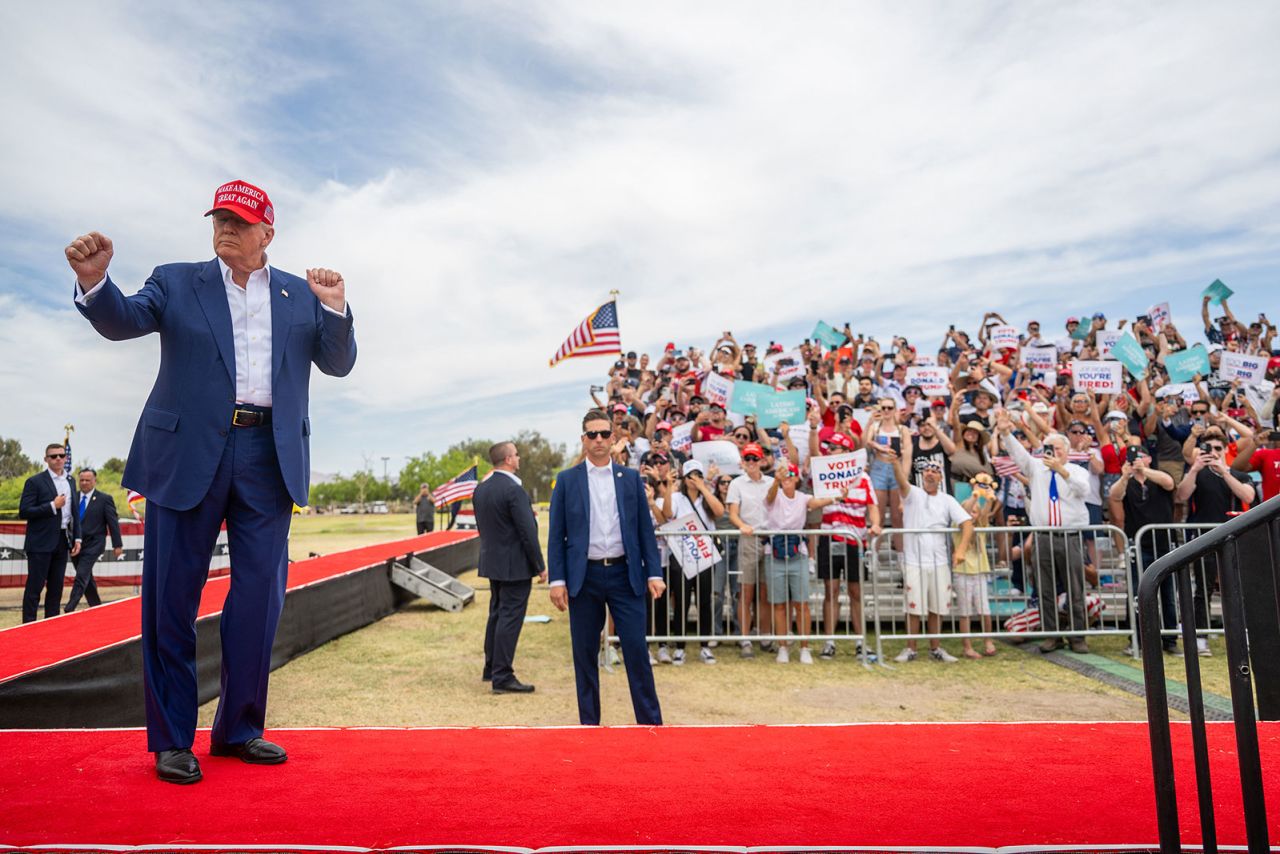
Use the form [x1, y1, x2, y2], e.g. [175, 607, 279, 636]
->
[584, 295, 1280, 664]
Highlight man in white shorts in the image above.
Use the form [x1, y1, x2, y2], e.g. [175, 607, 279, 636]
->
[726, 442, 774, 656]
[890, 452, 973, 662]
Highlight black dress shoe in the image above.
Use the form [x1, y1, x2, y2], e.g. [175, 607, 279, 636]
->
[492, 678, 535, 694]
[481, 670, 492, 682]
[155, 749, 202, 784]
[210, 736, 287, 765]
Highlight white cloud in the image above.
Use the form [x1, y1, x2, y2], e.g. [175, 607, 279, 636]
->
[2, 1, 1279, 472]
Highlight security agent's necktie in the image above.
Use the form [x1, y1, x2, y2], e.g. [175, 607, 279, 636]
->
[79, 494, 88, 521]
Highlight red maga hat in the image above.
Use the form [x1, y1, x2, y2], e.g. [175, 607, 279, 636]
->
[205, 180, 274, 225]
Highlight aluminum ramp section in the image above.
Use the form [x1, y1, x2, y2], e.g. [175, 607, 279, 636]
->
[389, 556, 476, 612]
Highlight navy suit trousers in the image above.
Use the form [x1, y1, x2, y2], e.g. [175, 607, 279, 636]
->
[141, 424, 292, 752]
[567, 559, 662, 726]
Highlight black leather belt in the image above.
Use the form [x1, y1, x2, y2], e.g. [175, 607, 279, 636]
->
[232, 405, 272, 428]
[588, 555, 627, 566]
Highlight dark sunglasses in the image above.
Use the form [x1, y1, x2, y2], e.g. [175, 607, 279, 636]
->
[1192, 408, 1209, 415]
[732, 432, 751, 439]
[879, 406, 895, 412]
[46, 452, 66, 459]
[742, 454, 762, 462]
[584, 430, 613, 440]
[1068, 429, 1087, 435]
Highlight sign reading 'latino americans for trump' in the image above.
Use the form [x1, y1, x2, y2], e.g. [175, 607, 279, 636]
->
[1073, 361, 1123, 394]
[810, 450, 868, 499]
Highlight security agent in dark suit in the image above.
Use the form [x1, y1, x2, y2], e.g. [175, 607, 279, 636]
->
[548, 410, 666, 726]
[18, 443, 82, 622]
[65, 468, 124, 613]
[473, 441, 547, 694]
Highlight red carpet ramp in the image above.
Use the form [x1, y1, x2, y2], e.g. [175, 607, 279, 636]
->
[0, 722, 1276, 851]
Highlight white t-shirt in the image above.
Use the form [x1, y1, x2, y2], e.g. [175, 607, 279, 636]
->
[901, 484, 971, 569]
[765, 489, 811, 556]
[726, 474, 771, 528]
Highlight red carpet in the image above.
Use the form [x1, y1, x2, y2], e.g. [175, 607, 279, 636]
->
[0, 722, 1276, 850]
[0, 530, 475, 684]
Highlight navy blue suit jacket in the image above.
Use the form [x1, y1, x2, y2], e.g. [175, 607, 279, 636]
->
[75, 260, 357, 510]
[18, 471, 81, 552]
[547, 461, 662, 598]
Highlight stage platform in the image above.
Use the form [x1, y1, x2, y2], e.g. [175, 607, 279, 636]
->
[0, 722, 1276, 852]
[0, 530, 478, 727]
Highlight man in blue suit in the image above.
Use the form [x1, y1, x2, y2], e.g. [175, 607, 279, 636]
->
[548, 409, 666, 726]
[65, 180, 357, 784]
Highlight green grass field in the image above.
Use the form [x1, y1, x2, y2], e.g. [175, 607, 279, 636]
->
[3, 512, 1230, 723]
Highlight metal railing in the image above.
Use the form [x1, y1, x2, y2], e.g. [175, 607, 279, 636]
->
[1138, 494, 1280, 854]
[1132, 522, 1223, 658]
[866, 524, 1134, 662]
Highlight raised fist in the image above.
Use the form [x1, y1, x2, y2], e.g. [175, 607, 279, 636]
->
[306, 267, 346, 313]
[65, 232, 114, 287]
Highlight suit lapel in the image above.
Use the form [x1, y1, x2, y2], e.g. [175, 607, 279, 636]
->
[612, 464, 627, 531]
[269, 267, 293, 384]
[193, 259, 236, 388]
[574, 462, 589, 524]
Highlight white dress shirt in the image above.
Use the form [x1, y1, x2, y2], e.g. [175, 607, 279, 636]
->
[493, 469, 522, 486]
[46, 468, 72, 530]
[586, 459, 625, 560]
[1001, 433, 1090, 528]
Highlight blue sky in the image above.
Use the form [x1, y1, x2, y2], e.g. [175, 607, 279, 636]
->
[2, 2, 1279, 479]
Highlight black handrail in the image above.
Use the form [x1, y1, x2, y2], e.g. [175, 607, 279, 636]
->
[1138, 492, 1279, 854]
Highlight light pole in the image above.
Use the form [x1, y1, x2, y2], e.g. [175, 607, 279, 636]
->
[381, 456, 390, 484]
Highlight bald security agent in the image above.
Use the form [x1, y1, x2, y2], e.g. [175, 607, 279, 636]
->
[473, 441, 547, 694]
[66, 180, 357, 784]
[548, 409, 665, 726]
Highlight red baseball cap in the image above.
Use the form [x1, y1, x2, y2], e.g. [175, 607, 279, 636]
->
[819, 427, 854, 450]
[205, 180, 274, 226]
[741, 443, 765, 459]
[655, 420, 673, 431]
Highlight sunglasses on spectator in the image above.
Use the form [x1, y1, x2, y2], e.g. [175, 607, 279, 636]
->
[584, 430, 613, 440]
[879, 405, 894, 412]
[742, 454, 762, 462]
[1068, 429, 1087, 435]
[1192, 407, 1209, 415]
[732, 432, 751, 440]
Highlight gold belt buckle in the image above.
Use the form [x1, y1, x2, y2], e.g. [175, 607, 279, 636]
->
[232, 409, 254, 427]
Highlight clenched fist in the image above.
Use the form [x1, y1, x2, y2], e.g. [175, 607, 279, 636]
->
[53, 494, 67, 509]
[66, 231, 114, 288]
[306, 267, 346, 313]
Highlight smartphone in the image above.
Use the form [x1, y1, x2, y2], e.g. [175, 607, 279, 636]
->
[1125, 446, 1140, 463]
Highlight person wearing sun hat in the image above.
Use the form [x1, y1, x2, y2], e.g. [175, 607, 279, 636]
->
[66, 180, 357, 784]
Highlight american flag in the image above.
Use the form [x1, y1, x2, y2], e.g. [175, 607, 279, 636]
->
[433, 465, 478, 506]
[126, 489, 146, 520]
[549, 300, 621, 367]
[63, 433, 73, 474]
[992, 456, 1022, 478]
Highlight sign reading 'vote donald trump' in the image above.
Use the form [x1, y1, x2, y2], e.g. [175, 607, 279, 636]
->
[810, 450, 868, 499]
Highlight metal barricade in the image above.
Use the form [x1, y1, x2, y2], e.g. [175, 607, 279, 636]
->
[639, 528, 872, 664]
[1132, 522, 1223, 658]
[866, 524, 1133, 664]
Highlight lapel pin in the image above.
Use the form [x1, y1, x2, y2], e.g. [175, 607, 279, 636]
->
[616, 471, 623, 478]
[280, 289, 289, 298]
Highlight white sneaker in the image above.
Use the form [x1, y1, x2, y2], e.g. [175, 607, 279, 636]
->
[894, 647, 917, 663]
[672, 648, 686, 666]
[649, 652, 657, 665]
[799, 647, 814, 665]
[1197, 638, 1212, 657]
[776, 645, 790, 664]
[929, 647, 959, 663]
[854, 643, 879, 663]
[700, 646, 717, 664]
[739, 640, 755, 658]
[657, 645, 672, 664]
[707, 639, 719, 649]
[819, 641, 837, 660]
[607, 645, 621, 667]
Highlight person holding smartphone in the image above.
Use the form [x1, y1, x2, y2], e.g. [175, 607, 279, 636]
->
[1109, 446, 1178, 655]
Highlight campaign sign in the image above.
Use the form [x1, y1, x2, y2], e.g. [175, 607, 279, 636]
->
[1218, 350, 1265, 384]
[660, 513, 721, 579]
[1073, 361, 1122, 394]
[756, 388, 807, 429]
[1071, 317, 1092, 341]
[913, 352, 937, 367]
[764, 349, 805, 384]
[1162, 382, 1201, 401]
[692, 440, 742, 476]
[1022, 346, 1058, 373]
[1165, 345, 1210, 384]
[905, 366, 949, 395]
[990, 325, 1020, 351]
[729, 382, 771, 416]
[703, 371, 734, 409]
[1039, 368, 1058, 389]
[1109, 331, 1149, 379]
[1202, 279, 1233, 306]
[812, 321, 846, 350]
[670, 422, 694, 454]
[1097, 330, 1123, 359]
[810, 450, 869, 499]
[1148, 302, 1172, 333]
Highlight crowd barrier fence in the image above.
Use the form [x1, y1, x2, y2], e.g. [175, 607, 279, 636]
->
[1131, 522, 1225, 657]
